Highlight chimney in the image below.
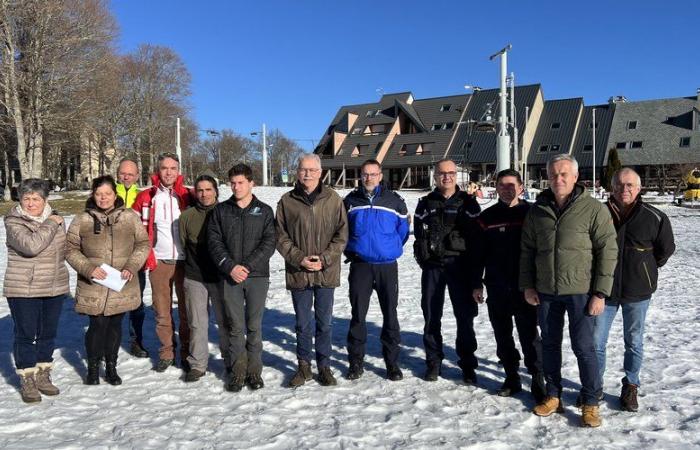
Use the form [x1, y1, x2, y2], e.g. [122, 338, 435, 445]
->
[608, 95, 627, 104]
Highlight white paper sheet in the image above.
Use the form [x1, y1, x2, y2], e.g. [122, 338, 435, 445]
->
[91, 263, 128, 292]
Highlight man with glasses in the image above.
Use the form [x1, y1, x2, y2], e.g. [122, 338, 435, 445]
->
[594, 168, 674, 412]
[414, 159, 481, 383]
[276, 154, 348, 387]
[132, 152, 194, 373]
[343, 159, 410, 381]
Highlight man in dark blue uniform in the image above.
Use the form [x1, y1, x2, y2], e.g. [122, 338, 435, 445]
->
[414, 159, 481, 383]
[344, 159, 410, 381]
[471, 169, 545, 401]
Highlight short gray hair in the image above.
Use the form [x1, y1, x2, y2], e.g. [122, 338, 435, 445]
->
[296, 153, 322, 169]
[546, 154, 579, 177]
[612, 167, 642, 190]
[18, 178, 50, 200]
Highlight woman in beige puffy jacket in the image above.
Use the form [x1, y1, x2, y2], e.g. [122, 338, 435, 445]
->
[66, 175, 149, 386]
[4, 179, 70, 404]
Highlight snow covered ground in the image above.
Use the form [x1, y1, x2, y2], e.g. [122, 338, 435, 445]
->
[0, 186, 698, 449]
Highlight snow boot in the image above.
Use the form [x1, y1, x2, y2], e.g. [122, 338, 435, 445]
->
[497, 374, 522, 397]
[105, 356, 122, 386]
[35, 362, 60, 396]
[581, 405, 602, 427]
[17, 368, 41, 403]
[317, 366, 337, 386]
[288, 360, 313, 388]
[620, 379, 639, 412]
[533, 396, 564, 417]
[85, 358, 101, 385]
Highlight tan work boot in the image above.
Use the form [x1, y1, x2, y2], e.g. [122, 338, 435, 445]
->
[581, 405, 602, 427]
[35, 362, 60, 396]
[533, 396, 563, 417]
[17, 368, 41, 403]
[288, 360, 313, 387]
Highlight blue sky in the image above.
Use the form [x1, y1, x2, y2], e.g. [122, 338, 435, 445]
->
[111, 0, 700, 151]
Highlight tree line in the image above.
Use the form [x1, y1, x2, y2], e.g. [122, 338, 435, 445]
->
[0, 0, 303, 200]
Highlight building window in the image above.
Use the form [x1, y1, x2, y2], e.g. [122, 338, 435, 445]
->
[538, 145, 549, 153]
[589, 122, 599, 129]
[551, 144, 561, 152]
[431, 124, 442, 131]
[631, 141, 643, 148]
[365, 110, 373, 117]
[627, 120, 638, 130]
[440, 104, 451, 112]
[616, 142, 627, 149]
[551, 122, 561, 129]
[444, 122, 454, 130]
[680, 136, 691, 147]
[583, 144, 593, 152]
[352, 127, 362, 135]
[353, 144, 369, 157]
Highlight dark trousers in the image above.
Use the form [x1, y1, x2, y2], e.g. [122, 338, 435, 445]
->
[128, 270, 147, 345]
[223, 277, 269, 376]
[291, 287, 335, 368]
[538, 293, 600, 406]
[486, 286, 542, 378]
[86, 314, 125, 359]
[421, 260, 478, 371]
[7, 295, 66, 369]
[347, 261, 401, 366]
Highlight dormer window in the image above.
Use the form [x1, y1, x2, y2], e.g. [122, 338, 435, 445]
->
[440, 104, 452, 112]
[627, 120, 638, 130]
[680, 136, 691, 147]
[551, 122, 561, 129]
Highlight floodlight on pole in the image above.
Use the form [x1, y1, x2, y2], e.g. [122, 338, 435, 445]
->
[489, 44, 512, 172]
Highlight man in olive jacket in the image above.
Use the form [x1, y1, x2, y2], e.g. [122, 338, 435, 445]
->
[276, 153, 348, 388]
[594, 168, 675, 412]
[520, 154, 617, 428]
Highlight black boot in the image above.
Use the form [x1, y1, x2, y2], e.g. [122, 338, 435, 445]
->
[105, 356, 122, 386]
[85, 358, 101, 385]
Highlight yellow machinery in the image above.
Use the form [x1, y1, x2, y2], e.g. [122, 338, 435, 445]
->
[684, 168, 700, 201]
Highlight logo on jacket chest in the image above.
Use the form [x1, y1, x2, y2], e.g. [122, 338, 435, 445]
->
[249, 206, 262, 216]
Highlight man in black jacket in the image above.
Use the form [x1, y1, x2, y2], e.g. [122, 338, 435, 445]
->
[414, 159, 481, 383]
[594, 168, 675, 412]
[208, 164, 276, 392]
[471, 169, 545, 401]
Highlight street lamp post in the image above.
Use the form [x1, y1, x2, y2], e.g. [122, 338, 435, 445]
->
[250, 123, 268, 186]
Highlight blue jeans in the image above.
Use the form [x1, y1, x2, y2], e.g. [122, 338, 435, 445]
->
[7, 295, 67, 369]
[538, 293, 600, 406]
[291, 287, 335, 368]
[128, 270, 147, 345]
[594, 298, 650, 387]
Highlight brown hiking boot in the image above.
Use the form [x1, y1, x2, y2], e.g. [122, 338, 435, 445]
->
[288, 360, 313, 388]
[317, 366, 337, 386]
[581, 405, 602, 427]
[35, 362, 60, 396]
[620, 382, 639, 412]
[533, 396, 563, 417]
[17, 368, 41, 404]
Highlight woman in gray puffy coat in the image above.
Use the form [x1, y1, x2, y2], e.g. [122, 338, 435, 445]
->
[66, 175, 149, 386]
[4, 179, 70, 403]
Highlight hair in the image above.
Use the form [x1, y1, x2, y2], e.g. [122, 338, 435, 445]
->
[296, 153, 321, 169]
[157, 152, 180, 164]
[612, 167, 641, 190]
[228, 163, 254, 182]
[118, 157, 139, 169]
[194, 174, 219, 197]
[91, 175, 117, 195]
[434, 158, 455, 168]
[361, 159, 382, 171]
[18, 178, 50, 201]
[546, 154, 579, 177]
[496, 169, 523, 185]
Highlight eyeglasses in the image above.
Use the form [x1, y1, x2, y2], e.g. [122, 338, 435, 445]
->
[614, 183, 639, 192]
[297, 168, 320, 174]
[361, 173, 381, 179]
[437, 171, 457, 178]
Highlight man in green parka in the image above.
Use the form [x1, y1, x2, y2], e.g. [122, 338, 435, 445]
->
[520, 154, 617, 428]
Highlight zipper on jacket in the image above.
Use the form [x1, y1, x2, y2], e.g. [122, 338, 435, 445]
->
[642, 261, 653, 289]
[102, 216, 115, 315]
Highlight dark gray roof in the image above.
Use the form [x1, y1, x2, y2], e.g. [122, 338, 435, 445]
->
[570, 104, 615, 168]
[527, 98, 583, 165]
[604, 96, 700, 165]
[449, 84, 542, 164]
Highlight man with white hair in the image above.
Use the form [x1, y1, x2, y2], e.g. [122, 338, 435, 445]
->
[520, 154, 618, 427]
[276, 153, 348, 388]
[594, 168, 675, 412]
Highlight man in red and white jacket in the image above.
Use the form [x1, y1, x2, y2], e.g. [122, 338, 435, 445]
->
[132, 152, 194, 372]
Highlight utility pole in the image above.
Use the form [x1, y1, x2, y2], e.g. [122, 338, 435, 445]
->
[490, 44, 512, 172]
[510, 72, 518, 172]
[262, 123, 268, 186]
[592, 108, 597, 196]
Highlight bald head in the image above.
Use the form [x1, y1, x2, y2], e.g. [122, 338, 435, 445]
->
[117, 159, 139, 188]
